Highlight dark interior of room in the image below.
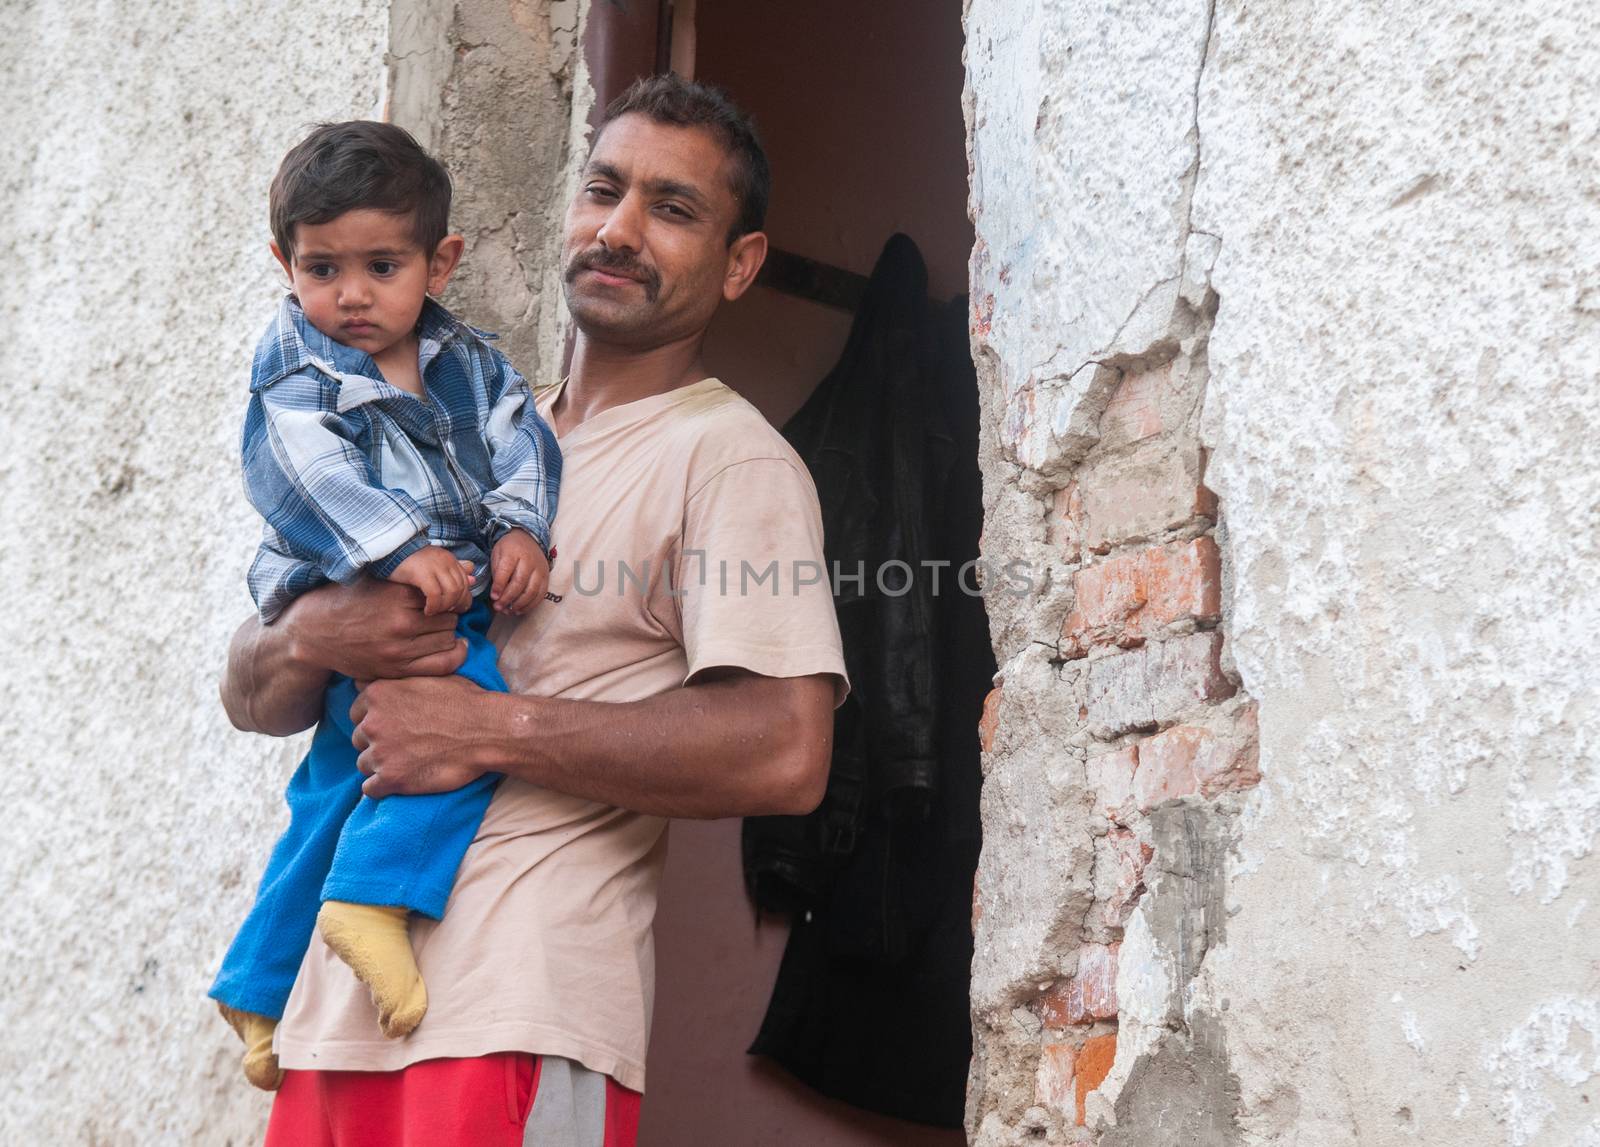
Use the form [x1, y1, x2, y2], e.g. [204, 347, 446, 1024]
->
[586, 2, 987, 1142]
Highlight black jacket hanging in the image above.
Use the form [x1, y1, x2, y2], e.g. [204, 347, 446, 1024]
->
[742, 235, 993, 1128]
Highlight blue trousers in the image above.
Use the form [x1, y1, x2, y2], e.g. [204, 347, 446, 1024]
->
[209, 599, 504, 1020]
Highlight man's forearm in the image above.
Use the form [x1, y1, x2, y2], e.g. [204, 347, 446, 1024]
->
[219, 576, 471, 738]
[471, 672, 834, 819]
[220, 613, 331, 736]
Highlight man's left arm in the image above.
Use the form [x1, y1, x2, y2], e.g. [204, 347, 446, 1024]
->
[357, 451, 847, 816]
[351, 666, 835, 818]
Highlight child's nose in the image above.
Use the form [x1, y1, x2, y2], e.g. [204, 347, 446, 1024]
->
[338, 280, 373, 308]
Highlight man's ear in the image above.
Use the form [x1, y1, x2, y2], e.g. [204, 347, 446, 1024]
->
[722, 231, 768, 303]
[427, 235, 467, 297]
[270, 241, 293, 280]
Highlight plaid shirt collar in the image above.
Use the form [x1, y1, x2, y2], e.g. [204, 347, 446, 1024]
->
[251, 295, 465, 393]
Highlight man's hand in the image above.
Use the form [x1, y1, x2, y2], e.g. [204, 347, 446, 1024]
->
[386, 546, 476, 617]
[287, 570, 473, 681]
[222, 572, 473, 736]
[351, 675, 492, 798]
[489, 530, 551, 616]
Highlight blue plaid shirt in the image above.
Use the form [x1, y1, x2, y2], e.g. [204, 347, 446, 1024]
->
[242, 296, 561, 622]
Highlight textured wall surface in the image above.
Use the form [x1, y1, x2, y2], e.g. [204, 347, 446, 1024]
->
[396, 0, 586, 379]
[0, 2, 580, 1142]
[1194, 1, 1600, 1142]
[964, 0, 1600, 1144]
[0, 4, 388, 1142]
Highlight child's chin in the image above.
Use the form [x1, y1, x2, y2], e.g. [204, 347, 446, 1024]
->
[343, 331, 400, 355]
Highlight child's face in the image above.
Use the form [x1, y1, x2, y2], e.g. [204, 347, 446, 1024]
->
[272, 209, 462, 359]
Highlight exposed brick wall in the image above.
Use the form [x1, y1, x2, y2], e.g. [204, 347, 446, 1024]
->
[967, 0, 1600, 1141]
[973, 349, 1261, 1135]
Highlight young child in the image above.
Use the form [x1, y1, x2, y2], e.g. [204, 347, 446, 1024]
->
[207, 121, 561, 1091]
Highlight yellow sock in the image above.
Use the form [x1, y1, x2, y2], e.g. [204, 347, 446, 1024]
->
[217, 1003, 283, 1091]
[316, 901, 428, 1038]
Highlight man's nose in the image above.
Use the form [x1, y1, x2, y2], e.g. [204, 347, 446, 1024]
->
[595, 193, 644, 254]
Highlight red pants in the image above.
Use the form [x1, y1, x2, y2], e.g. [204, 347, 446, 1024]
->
[263, 1053, 641, 1147]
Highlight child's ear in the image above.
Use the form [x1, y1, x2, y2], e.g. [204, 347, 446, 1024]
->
[427, 235, 466, 297]
[270, 241, 293, 280]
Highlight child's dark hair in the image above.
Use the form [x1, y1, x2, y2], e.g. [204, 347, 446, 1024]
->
[269, 121, 451, 259]
[602, 75, 769, 244]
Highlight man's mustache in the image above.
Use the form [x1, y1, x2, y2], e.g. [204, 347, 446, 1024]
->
[565, 249, 662, 300]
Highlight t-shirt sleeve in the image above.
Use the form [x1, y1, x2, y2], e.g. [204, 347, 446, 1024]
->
[675, 456, 850, 707]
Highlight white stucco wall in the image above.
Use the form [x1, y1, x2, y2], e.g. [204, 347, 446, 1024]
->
[0, 1, 583, 1139]
[965, 0, 1600, 1143]
[9, 0, 1598, 1141]
[1194, 1, 1600, 1141]
[0, 4, 389, 1142]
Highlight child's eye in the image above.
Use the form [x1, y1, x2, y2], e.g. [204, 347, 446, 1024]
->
[370, 261, 398, 276]
[307, 264, 336, 280]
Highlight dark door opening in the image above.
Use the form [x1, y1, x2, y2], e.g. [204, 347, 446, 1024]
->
[591, 3, 982, 1143]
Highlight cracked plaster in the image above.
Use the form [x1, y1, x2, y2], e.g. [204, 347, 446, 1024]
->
[967, 0, 1600, 1142]
[1192, 0, 1600, 1142]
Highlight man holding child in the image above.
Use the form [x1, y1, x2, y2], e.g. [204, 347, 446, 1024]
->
[219, 75, 846, 1146]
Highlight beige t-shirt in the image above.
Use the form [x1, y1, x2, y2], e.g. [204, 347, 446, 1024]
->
[274, 377, 848, 1093]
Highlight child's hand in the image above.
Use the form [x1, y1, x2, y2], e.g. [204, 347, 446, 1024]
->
[388, 546, 474, 616]
[490, 530, 551, 616]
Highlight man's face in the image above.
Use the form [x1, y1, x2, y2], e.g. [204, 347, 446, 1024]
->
[562, 114, 759, 348]
[273, 209, 459, 360]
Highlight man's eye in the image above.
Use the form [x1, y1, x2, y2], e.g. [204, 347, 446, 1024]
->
[370, 261, 398, 276]
[659, 203, 690, 219]
[586, 184, 619, 201]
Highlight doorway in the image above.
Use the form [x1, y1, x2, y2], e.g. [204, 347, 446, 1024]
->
[589, 2, 980, 1143]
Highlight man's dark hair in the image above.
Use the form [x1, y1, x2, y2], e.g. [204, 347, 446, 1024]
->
[269, 121, 452, 258]
[602, 74, 770, 243]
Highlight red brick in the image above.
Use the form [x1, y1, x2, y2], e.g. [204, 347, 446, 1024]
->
[1081, 446, 1215, 552]
[1143, 630, 1235, 715]
[1072, 943, 1120, 1023]
[1132, 716, 1261, 810]
[1038, 943, 1121, 1027]
[1071, 550, 1147, 635]
[1084, 631, 1235, 736]
[1059, 610, 1090, 660]
[1133, 726, 1205, 810]
[1099, 364, 1168, 445]
[1085, 745, 1138, 823]
[1100, 830, 1153, 924]
[1048, 483, 1084, 562]
[1083, 647, 1152, 734]
[1143, 536, 1221, 626]
[978, 687, 1003, 753]
[1063, 538, 1221, 652]
[1075, 1033, 1118, 1125]
[1197, 704, 1261, 796]
[1034, 1042, 1077, 1117]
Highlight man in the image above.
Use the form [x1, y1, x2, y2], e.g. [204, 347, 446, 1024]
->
[221, 75, 847, 1147]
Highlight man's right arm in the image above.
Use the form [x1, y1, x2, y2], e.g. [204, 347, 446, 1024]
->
[221, 575, 472, 736]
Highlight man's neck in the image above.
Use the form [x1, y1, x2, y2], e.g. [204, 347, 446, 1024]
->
[554, 330, 709, 434]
